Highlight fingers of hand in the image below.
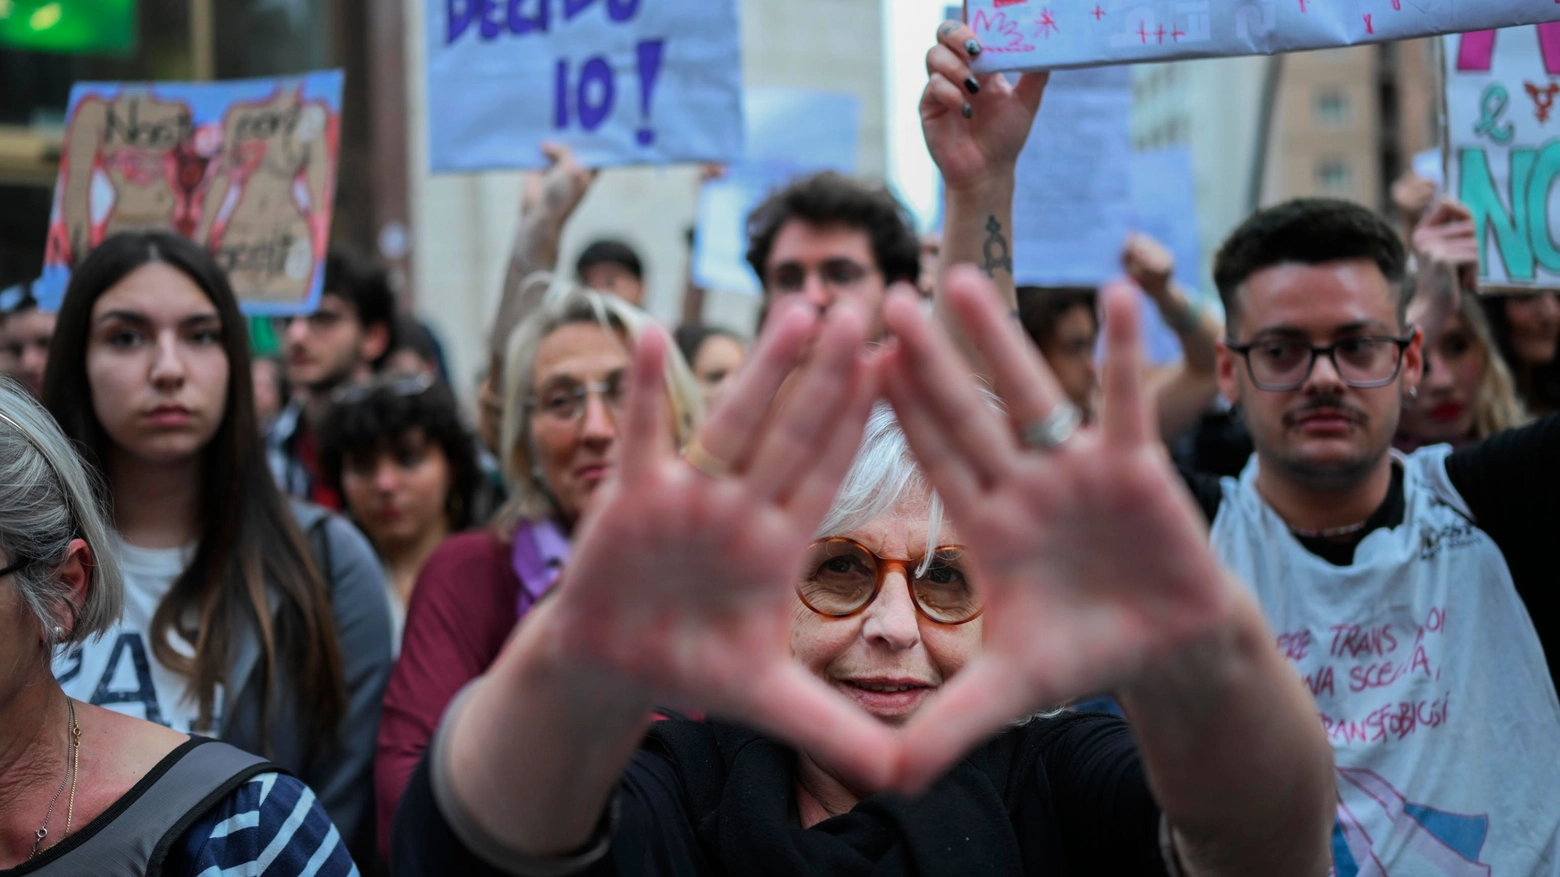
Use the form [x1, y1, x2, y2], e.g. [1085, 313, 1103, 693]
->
[1099, 284, 1150, 449]
[620, 326, 673, 484]
[922, 74, 969, 122]
[741, 662, 902, 791]
[784, 347, 883, 523]
[895, 659, 1038, 793]
[746, 301, 872, 502]
[1012, 71, 1051, 114]
[698, 299, 819, 470]
[935, 20, 981, 61]
[942, 266, 1070, 431]
[881, 347, 983, 512]
[881, 287, 1014, 486]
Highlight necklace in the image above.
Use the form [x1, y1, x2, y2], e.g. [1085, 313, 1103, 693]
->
[27, 698, 80, 861]
[1289, 519, 1371, 539]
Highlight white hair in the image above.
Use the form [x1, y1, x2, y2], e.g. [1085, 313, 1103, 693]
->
[0, 378, 123, 649]
[816, 402, 946, 565]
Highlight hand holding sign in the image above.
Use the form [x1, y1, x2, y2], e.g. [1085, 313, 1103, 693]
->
[922, 20, 1048, 193]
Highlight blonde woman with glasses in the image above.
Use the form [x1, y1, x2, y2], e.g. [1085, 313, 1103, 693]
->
[373, 288, 702, 857]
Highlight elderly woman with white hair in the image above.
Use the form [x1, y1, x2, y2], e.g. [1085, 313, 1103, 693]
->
[0, 379, 356, 876]
[391, 271, 1336, 877]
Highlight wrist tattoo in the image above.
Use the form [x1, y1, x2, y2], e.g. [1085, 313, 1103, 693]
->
[981, 215, 1013, 278]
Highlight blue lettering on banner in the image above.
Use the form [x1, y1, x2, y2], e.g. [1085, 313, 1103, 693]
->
[426, 0, 739, 172]
[89, 632, 166, 727]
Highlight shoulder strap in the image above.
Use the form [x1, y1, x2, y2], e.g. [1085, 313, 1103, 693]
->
[24, 738, 277, 877]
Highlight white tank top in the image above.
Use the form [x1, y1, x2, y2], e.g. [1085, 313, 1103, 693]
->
[1210, 445, 1560, 876]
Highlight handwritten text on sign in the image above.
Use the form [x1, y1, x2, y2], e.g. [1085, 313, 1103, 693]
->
[35, 72, 343, 316]
[1446, 25, 1560, 291]
[965, 0, 1560, 73]
[426, 0, 743, 172]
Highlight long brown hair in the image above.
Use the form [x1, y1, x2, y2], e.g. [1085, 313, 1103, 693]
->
[42, 230, 345, 747]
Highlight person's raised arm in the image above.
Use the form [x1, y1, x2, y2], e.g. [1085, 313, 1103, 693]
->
[882, 268, 1334, 876]
[1123, 234, 1224, 440]
[487, 143, 597, 384]
[921, 21, 1047, 351]
[439, 299, 898, 861]
[1407, 199, 1479, 350]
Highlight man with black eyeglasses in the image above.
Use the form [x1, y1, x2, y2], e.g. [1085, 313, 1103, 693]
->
[1181, 197, 1560, 874]
[268, 247, 398, 509]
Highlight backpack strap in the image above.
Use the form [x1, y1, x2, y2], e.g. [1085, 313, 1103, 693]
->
[24, 738, 277, 877]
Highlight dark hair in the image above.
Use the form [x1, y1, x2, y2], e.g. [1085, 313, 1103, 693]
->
[41, 230, 346, 746]
[324, 246, 397, 370]
[673, 323, 745, 368]
[1016, 286, 1098, 352]
[390, 314, 450, 384]
[1213, 198, 1408, 332]
[745, 171, 920, 292]
[576, 239, 644, 283]
[319, 377, 483, 532]
[1481, 294, 1560, 413]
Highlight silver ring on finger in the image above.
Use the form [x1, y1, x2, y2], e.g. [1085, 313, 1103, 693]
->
[1018, 402, 1082, 453]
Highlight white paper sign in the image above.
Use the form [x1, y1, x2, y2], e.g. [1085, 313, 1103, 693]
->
[426, 0, 744, 172]
[1012, 66, 1133, 287]
[1446, 24, 1560, 291]
[968, 0, 1560, 73]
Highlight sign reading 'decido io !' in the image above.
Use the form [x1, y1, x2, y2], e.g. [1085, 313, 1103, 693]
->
[963, 0, 1560, 73]
[1446, 25, 1560, 291]
[425, 0, 744, 172]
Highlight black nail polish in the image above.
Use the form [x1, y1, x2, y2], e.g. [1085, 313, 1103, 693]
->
[962, 103, 973, 119]
[966, 39, 982, 57]
[964, 76, 981, 95]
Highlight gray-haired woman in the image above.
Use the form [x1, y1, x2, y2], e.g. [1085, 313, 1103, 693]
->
[0, 379, 357, 876]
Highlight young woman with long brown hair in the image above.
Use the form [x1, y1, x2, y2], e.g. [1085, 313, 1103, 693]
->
[41, 230, 393, 852]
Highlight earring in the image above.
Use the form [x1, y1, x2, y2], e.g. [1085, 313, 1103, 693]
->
[50, 626, 64, 643]
[1403, 386, 1419, 409]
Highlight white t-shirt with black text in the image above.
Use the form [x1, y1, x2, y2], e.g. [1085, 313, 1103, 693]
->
[54, 538, 224, 734]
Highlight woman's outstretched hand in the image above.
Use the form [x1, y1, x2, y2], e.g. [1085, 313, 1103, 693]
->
[547, 299, 900, 790]
[883, 267, 1241, 791]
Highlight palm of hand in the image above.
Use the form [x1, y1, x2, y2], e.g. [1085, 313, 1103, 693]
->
[954, 440, 1229, 706]
[557, 472, 811, 713]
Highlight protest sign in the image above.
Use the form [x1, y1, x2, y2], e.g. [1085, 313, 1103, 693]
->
[1129, 146, 1203, 366]
[427, 0, 743, 173]
[966, 0, 1560, 74]
[1445, 25, 1560, 291]
[36, 72, 343, 315]
[1012, 66, 1133, 288]
[692, 88, 860, 295]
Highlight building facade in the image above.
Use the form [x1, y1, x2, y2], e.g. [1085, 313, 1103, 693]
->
[1131, 40, 1440, 291]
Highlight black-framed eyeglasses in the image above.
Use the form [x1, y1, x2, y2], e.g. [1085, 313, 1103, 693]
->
[795, 537, 984, 625]
[0, 557, 31, 579]
[332, 372, 436, 406]
[1225, 334, 1414, 392]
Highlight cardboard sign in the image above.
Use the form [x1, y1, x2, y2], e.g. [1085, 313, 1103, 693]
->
[1446, 25, 1560, 291]
[691, 88, 860, 295]
[36, 72, 343, 315]
[426, 0, 743, 172]
[967, 0, 1560, 73]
